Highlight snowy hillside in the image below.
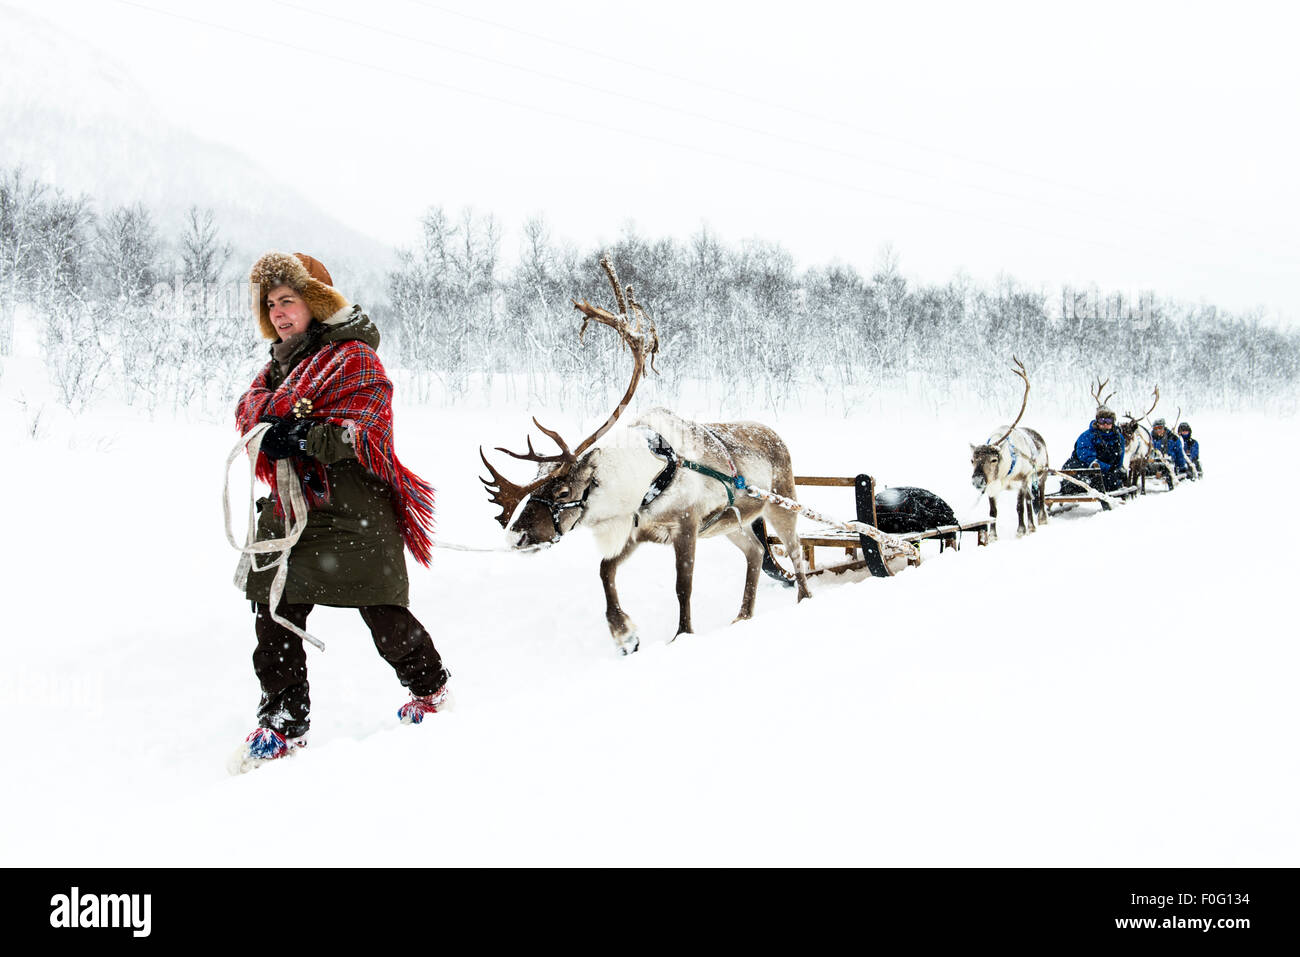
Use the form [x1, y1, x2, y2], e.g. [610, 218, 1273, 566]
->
[1, 353, 1294, 866]
[0, 3, 394, 291]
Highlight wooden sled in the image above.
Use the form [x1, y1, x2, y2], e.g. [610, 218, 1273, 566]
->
[756, 474, 994, 581]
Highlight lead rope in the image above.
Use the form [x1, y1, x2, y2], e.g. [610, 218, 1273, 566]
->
[431, 540, 549, 553]
[223, 424, 325, 651]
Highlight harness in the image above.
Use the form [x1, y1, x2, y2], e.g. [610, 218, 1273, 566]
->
[638, 429, 748, 532]
[989, 433, 1019, 475]
[530, 483, 594, 540]
[639, 431, 679, 509]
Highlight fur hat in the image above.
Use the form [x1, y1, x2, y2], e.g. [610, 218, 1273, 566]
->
[1152, 417, 1167, 429]
[250, 251, 350, 340]
[1178, 421, 1191, 435]
[1095, 406, 1116, 422]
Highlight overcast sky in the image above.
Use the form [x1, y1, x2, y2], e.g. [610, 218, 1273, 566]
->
[7, 0, 1300, 326]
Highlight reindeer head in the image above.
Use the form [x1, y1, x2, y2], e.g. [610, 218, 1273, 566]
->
[970, 443, 1003, 490]
[971, 356, 1029, 491]
[480, 420, 598, 547]
[480, 257, 659, 548]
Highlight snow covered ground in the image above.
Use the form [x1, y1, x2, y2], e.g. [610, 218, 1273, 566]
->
[1, 357, 1295, 867]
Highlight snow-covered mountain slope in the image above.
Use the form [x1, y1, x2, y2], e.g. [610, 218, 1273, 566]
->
[0, 376, 1292, 866]
[0, 3, 394, 294]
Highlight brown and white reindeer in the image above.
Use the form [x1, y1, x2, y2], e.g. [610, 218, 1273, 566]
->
[1119, 385, 1159, 490]
[480, 258, 812, 655]
[969, 357, 1050, 539]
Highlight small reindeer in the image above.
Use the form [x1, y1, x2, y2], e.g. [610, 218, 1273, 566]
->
[480, 258, 812, 655]
[970, 357, 1050, 539]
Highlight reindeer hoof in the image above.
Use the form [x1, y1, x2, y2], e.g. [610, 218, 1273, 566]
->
[669, 630, 693, 643]
[613, 632, 639, 656]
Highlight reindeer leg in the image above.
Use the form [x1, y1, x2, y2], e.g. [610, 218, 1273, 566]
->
[765, 506, 811, 601]
[726, 528, 764, 623]
[600, 539, 640, 655]
[988, 495, 998, 541]
[1016, 486, 1028, 537]
[671, 523, 698, 640]
[1036, 470, 1049, 524]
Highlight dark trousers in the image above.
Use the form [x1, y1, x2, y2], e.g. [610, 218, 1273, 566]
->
[1061, 455, 1127, 493]
[253, 602, 449, 738]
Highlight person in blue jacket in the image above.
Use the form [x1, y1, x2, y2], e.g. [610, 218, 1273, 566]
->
[1177, 421, 1202, 478]
[1151, 417, 1191, 480]
[1060, 405, 1128, 497]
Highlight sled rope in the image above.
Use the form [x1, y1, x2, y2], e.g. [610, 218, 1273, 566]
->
[1043, 468, 1130, 505]
[223, 423, 325, 651]
[744, 484, 920, 566]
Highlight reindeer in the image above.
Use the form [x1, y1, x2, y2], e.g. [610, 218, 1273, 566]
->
[970, 357, 1050, 539]
[480, 258, 812, 655]
[1119, 386, 1159, 491]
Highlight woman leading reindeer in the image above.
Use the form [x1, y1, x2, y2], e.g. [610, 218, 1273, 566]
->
[970, 357, 1050, 539]
[230, 252, 449, 771]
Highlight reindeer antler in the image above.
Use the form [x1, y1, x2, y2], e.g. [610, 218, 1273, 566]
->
[1090, 376, 1115, 408]
[568, 258, 660, 458]
[479, 424, 571, 528]
[1140, 385, 1160, 422]
[989, 356, 1030, 447]
[480, 256, 660, 528]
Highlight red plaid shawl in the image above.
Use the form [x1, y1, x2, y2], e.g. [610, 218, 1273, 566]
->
[236, 341, 436, 566]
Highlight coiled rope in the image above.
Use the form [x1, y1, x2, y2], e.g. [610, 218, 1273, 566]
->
[224, 423, 324, 650]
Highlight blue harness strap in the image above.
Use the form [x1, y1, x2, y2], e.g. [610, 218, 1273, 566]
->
[990, 432, 1018, 474]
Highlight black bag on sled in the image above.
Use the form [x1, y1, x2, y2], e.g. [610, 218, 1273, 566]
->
[871, 486, 958, 537]
[754, 483, 959, 585]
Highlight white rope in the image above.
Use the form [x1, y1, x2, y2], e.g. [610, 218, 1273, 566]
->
[1043, 468, 1131, 506]
[431, 540, 549, 554]
[223, 423, 325, 651]
[743, 484, 920, 566]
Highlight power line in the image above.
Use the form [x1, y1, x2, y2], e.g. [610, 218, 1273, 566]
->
[100, 0, 1288, 279]
[270, 0, 1158, 240]
[401, 0, 1299, 256]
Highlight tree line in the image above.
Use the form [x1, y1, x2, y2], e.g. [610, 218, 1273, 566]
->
[4, 165, 1298, 420]
[1, 167, 247, 413]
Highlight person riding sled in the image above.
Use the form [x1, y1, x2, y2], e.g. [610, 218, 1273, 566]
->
[1059, 405, 1127, 500]
[1178, 421, 1203, 478]
[1151, 417, 1191, 482]
[230, 252, 449, 771]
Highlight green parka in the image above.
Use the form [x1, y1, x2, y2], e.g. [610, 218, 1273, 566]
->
[243, 311, 410, 608]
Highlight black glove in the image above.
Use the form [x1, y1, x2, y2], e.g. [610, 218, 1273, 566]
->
[259, 416, 314, 460]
